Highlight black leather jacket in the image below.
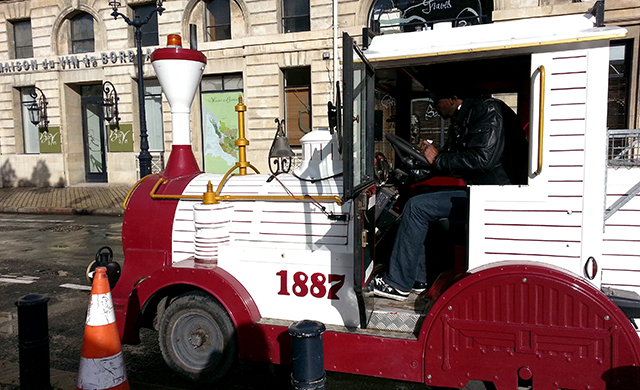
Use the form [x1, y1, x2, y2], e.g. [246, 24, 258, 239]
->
[432, 98, 516, 185]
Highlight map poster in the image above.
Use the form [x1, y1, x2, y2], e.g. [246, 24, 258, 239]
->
[201, 91, 242, 174]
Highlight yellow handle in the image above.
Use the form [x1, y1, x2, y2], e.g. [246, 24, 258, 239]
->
[535, 65, 545, 176]
[122, 174, 152, 210]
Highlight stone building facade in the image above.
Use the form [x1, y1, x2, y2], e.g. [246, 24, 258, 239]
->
[0, 0, 637, 187]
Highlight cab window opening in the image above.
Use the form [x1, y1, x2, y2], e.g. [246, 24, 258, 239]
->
[374, 55, 532, 187]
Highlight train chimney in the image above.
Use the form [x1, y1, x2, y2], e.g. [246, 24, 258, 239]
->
[151, 34, 206, 178]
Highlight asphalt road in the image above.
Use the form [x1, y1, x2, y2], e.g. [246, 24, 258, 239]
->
[0, 213, 441, 390]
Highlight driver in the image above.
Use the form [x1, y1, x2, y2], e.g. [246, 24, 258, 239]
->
[372, 86, 526, 301]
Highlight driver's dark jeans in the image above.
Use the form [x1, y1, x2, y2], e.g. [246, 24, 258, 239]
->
[384, 189, 468, 292]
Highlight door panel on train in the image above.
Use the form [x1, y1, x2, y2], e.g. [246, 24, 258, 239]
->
[342, 32, 375, 327]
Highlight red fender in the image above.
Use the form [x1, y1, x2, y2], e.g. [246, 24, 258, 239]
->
[118, 262, 269, 360]
[420, 262, 640, 390]
[113, 173, 194, 343]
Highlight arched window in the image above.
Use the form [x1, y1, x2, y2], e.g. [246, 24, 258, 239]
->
[70, 12, 95, 53]
[205, 0, 231, 41]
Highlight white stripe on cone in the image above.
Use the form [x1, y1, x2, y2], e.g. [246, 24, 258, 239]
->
[86, 292, 116, 326]
[77, 352, 128, 389]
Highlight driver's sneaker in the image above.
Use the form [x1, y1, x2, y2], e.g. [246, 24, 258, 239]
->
[372, 276, 409, 301]
[412, 281, 428, 294]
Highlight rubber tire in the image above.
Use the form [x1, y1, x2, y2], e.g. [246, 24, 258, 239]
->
[159, 291, 237, 383]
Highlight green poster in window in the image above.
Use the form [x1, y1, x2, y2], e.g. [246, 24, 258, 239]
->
[202, 91, 241, 174]
[39, 126, 61, 153]
[108, 124, 134, 152]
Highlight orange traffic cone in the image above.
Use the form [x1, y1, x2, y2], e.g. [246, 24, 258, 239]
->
[76, 267, 129, 390]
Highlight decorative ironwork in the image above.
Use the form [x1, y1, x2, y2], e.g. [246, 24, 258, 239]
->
[102, 81, 120, 129]
[268, 118, 295, 175]
[27, 86, 49, 133]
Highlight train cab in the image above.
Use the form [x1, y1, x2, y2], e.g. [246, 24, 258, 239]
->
[341, 11, 629, 305]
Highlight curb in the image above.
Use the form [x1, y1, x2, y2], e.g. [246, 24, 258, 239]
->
[0, 207, 124, 217]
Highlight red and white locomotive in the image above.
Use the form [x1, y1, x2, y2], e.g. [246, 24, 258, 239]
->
[105, 9, 640, 390]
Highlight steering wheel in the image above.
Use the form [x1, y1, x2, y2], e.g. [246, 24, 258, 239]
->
[385, 133, 430, 169]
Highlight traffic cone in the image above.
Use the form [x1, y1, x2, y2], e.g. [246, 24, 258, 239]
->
[76, 267, 129, 390]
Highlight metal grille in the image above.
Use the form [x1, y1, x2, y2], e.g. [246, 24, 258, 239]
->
[151, 153, 164, 174]
[135, 152, 165, 178]
[608, 129, 640, 168]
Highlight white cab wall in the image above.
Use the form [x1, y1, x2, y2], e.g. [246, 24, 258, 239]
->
[468, 43, 610, 289]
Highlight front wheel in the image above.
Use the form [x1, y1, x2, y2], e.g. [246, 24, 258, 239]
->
[159, 291, 237, 383]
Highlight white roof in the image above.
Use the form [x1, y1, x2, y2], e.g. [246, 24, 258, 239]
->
[363, 13, 627, 65]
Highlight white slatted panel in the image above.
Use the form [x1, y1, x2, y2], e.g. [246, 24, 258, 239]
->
[468, 49, 593, 276]
[171, 173, 347, 263]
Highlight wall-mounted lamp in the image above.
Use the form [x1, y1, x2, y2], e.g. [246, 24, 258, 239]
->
[102, 81, 120, 129]
[27, 86, 49, 133]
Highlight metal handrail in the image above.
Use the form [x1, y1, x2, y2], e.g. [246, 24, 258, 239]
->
[535, 65, 545, 176]
[608, 129, 640, 166]
[148, 177, 343, 206]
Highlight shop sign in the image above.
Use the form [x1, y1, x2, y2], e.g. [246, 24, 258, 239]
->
[108, 124, 134, 152]
[0, 48, 153, 74]
[40, 126, 61, 153]
[372, 0, 485, 33]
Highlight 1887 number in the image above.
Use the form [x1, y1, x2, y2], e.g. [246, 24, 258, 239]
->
[276, 270, 345, 300]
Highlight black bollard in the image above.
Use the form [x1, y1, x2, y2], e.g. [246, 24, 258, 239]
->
[15, 294, 51, 390]
[288, 320, 326, 390]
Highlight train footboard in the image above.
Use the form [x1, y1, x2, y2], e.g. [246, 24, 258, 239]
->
[421, 262, 640, 390]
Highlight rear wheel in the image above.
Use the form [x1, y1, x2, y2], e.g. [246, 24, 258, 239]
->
[159, 291, 237, 383]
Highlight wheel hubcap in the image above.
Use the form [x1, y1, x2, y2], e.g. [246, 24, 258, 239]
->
[189, 325, 212, 350]
[172, 312, 224, 370]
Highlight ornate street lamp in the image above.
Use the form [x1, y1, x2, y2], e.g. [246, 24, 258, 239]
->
[109, 0, 164, 177]
[102, 81, 120, 129]
[27, 86, 49, 133]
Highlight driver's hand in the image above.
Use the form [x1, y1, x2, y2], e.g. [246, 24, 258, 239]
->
[420, 140, 439, 164]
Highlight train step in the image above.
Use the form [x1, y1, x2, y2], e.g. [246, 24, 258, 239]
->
[367, 292, 430, 333]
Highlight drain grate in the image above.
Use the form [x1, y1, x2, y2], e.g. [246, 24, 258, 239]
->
[39, 225, 85, 233]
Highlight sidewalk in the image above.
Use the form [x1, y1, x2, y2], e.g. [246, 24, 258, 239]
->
[0, 185, 129, 216]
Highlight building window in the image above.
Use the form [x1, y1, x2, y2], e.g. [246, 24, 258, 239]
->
[13, 20, 33, 59]
[205, 0, 231, 41]
[607, 40, 638, 167]
[133, 4, 159, 47]
[20, 88, 40, 154]
[607, 41, 631, 130]
[70, 13, 95, 54]
[282, 0, 309, 33]
[201, 73, 243, 173]
[283, 67, 311, 145]
[145, 80, 164, 152]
